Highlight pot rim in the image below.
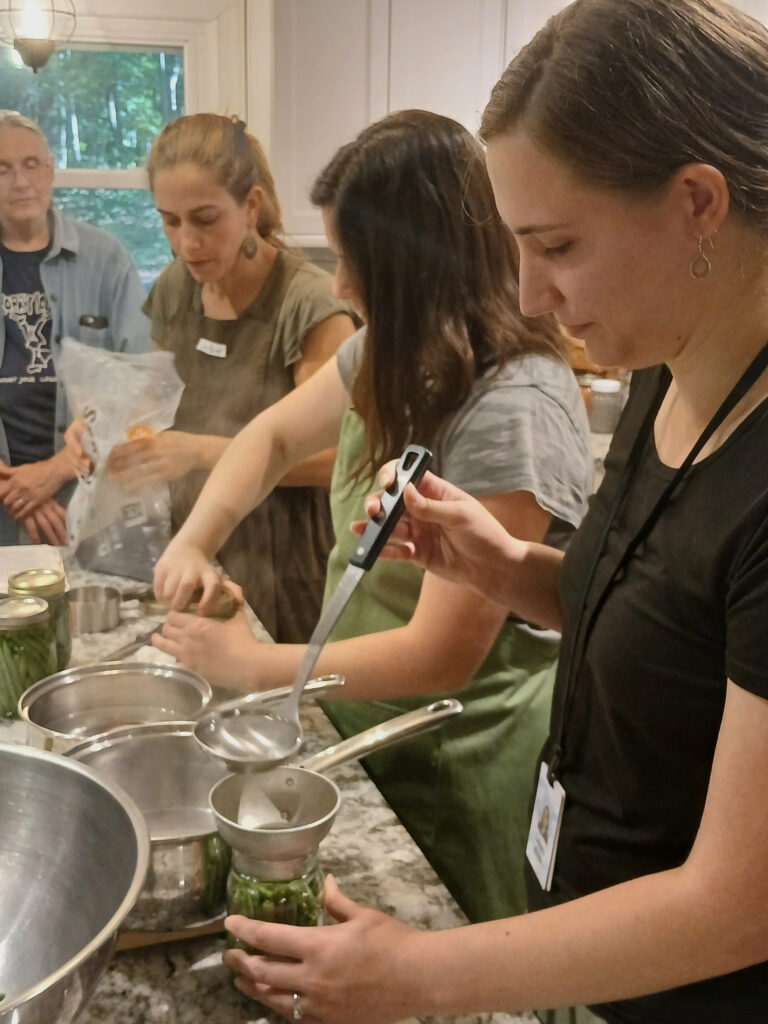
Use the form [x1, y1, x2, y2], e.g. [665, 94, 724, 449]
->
[18, 660, 213, 743]
[0, 742, 150, 1014]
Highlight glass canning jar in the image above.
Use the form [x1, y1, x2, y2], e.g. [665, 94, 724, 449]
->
[0, 596, 57, 718]
[8, 568, 71, 671]
[589, 378, 623, 434]
[226, 850, 323, 953]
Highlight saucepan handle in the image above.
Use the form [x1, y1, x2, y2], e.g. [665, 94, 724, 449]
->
[211, 674, 346, 716]
[298, 697, 463, 774]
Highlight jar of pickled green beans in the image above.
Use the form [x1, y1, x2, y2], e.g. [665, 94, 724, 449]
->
[0, 597, 57, 718]
[8, 568, 71, 672]
[226, 850, 323, 953]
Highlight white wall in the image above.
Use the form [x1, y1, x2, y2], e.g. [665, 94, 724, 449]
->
[54, 0, 768, 243]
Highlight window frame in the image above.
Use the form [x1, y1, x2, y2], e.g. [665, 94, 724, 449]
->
[50, 15, 217, 192]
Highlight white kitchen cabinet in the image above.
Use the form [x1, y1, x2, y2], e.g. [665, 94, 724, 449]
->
[267, 0, 389, 244]
[386, 0, 507, 136]
[264, 0, 574, 245]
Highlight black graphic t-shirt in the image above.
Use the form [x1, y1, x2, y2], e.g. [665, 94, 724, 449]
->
[0, 242, 56, 465]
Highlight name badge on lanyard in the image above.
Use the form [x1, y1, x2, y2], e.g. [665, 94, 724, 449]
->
[526, 761, 566, 891]
[196, 337, 227, 358]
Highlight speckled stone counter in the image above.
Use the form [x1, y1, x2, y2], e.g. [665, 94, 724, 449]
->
[1, 552, 533, 1024]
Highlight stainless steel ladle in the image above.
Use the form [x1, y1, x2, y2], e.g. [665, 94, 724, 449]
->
[193, 444, 432, 771]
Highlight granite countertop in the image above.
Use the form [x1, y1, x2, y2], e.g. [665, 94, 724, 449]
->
[0, 551, 533, 1024]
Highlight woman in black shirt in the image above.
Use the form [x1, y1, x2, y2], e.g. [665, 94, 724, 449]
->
[221, 2, 768, 1021]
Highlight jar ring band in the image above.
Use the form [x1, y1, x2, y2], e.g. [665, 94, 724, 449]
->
[292, 992, 303, 1020]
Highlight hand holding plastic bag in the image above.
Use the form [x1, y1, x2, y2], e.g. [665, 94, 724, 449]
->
[57, 337, 184, 581]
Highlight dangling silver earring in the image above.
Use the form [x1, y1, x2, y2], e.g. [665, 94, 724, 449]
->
[241, 233, 257, 259]
[690, 236, 711, 279]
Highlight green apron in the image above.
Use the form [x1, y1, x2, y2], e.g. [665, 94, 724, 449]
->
[322, 411, 559, 922]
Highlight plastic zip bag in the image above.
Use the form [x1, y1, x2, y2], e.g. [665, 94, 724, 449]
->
[57, 337, 184, 581]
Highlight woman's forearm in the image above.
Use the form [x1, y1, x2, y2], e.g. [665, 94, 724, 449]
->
[486, 537, 565, 631]
[218, 577, 507, 699]
[191, 434, 231, 471]
[405, 860, 764, 1018]
[277, 447, 336, 488]
[218, 623, 500, 699]
[172, 422, 302, 556]
[171, 358, 348, 557]
[394, 476, 565, 631]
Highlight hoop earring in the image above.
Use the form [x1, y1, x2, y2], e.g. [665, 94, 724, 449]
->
[241, 233, 257, 260]
[690, 236, 711, 279]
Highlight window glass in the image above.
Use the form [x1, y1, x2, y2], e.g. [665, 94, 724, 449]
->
[53, 188, 171, 289]
[0, 44, 184, 169]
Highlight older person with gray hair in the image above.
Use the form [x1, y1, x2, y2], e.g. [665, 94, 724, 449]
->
[0, 110, 151, 545]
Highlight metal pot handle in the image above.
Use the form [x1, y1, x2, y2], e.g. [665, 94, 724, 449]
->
[210, 674, 346, 716]
[298, 698, 463, 774]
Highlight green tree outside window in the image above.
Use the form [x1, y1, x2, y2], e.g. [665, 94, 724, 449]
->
[0, 44, 183, 282]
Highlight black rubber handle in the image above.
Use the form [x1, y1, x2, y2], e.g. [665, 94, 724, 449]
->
[348, 444, 432, 571]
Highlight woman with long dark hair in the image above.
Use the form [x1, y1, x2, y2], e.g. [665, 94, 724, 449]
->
[153, 109, 591, 924]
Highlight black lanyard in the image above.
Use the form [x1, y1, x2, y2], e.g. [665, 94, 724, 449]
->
[548, 340, 768, 784]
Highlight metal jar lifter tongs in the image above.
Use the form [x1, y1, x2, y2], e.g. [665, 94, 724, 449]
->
[193, 444, 432, 770]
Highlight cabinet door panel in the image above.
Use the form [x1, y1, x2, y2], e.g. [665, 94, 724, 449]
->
[388, 0, 506, 135]
[272, 0, 388, 241]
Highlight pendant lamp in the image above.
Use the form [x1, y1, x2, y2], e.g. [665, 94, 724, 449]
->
[1, 0, 77, 72]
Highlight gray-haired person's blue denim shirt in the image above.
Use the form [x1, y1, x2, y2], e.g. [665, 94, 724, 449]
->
[0, 206, 153, 543]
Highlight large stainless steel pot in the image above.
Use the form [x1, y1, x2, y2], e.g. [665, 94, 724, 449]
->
[0, 742, 149, 1024]
[18, 661, 213, 754]
[67, 698, 462, 933]
[68, 721, 230, 933]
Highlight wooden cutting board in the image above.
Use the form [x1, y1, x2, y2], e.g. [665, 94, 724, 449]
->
[116, 917, 225, 950]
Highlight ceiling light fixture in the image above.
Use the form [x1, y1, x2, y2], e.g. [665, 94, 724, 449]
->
[0, 0, 77, 73]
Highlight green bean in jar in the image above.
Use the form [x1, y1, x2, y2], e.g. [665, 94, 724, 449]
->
[0, 597, 57, 718]
[226, 856, 322, 954]
[8, 569, 71, 672]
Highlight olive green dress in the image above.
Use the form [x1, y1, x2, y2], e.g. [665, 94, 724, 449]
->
[322, 381, 589, 921]
[144, 252, 350, 643]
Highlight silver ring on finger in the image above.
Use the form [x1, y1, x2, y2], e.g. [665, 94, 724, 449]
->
[292, 992, 303, 1021]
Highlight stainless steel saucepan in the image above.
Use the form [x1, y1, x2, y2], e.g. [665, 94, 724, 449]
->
[19, 661, 213, 755]
[18, 662, 346, 755]
[66, 698, 462, 932]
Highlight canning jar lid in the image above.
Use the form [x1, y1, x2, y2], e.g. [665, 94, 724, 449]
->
[0, 596, 51, 628]
[186, 588, 237, 620]
[137, 588, 168, 616]
[8, 568, 66, 596]
[590, 378, 621, 393]
[138, 586, 237, 619]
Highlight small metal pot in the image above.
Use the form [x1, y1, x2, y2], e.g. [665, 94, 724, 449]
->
[19, 661, 213, 754]
[67, 585, 121, 635]
[67, 699, 462, 932]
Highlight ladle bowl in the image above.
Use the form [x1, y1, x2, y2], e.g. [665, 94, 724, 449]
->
[193, 674, 346, 773]
[194, 705, 303, 772]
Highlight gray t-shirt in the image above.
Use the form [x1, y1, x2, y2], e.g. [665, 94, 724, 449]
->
[336, 328, 591, 539]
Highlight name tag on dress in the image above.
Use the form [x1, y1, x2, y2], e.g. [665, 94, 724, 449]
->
[526, 761, 566, 891]
[196, 337, 227, 358]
